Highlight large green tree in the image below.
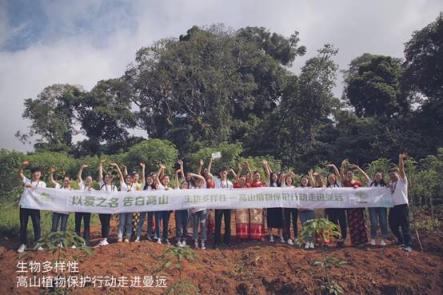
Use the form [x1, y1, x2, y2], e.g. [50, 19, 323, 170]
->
[343, 53, 408, 118]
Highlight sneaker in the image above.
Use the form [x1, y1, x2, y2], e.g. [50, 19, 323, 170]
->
[17, 244, 26, 253]
[370, 239, 376, 246]
[98, 239, 109, 246]
[37, 246, 44, 251]
[287, 239, 294, 246]
[380, 239, 386, 247]
[201, 241, 206, 250]
[157, 238, 162, 245]
[269, 235, 274, 243]
[403, 246, 412, 252]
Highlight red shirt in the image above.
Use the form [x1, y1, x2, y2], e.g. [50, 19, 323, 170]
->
[343, 179, 362, 188]
[250, 181, 264, 188]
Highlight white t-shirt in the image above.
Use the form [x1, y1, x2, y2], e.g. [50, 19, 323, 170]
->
[120, 182, 136, 192]
[390, 177, 408, 205]
[100, 182, 117, 192]
[23, 177, 46, 189]
[79, 181, 95, 192]
[215, 177, 233, 189]
[54, 183, 70, 214]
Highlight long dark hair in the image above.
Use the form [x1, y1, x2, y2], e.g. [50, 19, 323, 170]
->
[370, 171, 386, 187]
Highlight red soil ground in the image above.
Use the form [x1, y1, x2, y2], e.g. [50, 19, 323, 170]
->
[0, 214, 442, 295]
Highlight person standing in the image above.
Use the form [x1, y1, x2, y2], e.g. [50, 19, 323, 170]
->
[97, 160, 116, 247]
[214, 167, 233, 247]
[368, 171, 389, 247]
[17, 161, 46, 253]
[342, 163, 369, 247]
[76, 164, 93, 245]
[389, 153, 412, 252]
[325, 164, 347, 247]
[49, 168, 71, 234]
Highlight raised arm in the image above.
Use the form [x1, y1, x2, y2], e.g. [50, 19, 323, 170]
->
[399, 153, 407, 180]
[98, 159, 105, 184]
[327, 163, 342, 182]
[140, 162, 146, 187]
[197, 159, 204, 175]
[352, 164, 370, 184]
[207, 157, 213, 176]
[262, 160, 272, 178]
[308, 169, 316, 187]
[77, 164, 88, 184]
[49, 167, 59, 187]
[229, 168, 238, 181]
[111, 162, 125, 184]
[121, 164, 128, 178]
[18, 160, 29, 180]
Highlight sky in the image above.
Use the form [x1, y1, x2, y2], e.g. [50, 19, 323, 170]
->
[0, 0, 442, 152]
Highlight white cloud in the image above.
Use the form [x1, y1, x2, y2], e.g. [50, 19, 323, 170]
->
[0, 0, 442, 151]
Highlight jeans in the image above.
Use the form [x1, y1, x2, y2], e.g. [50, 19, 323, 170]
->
[175, 210, 189, 242]
[325, 208, 347, 240]
[192, 210, 208, 241]
[214, 209, 231, 245]
[299, 210, 315, 242]
[137, 211, 154, 239]
[99, 214, 111, 239]
[51, 213, 69, 232]
[19, 208, 41, 245]
[74, 213, 91, 242]
[283, 208, 298, 241]
[389, 204, 412, 247]
[155, 211, 171, 241]
[369, 207, 388, 239]
[118, 213, 133, 240]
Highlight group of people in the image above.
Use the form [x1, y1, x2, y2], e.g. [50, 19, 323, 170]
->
[17, 153, 412, 253]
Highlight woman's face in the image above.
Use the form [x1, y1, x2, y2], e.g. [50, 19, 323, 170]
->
[63, 177, 71, 188]
[161, 176, 170, 186]
[285, 176, 293, 186]
[328, 174, 336, 185]
[125, 175, 133, 184]
[346, 170, 354, 181]
[374, 172, 383, 182]
[253, 172, 261, 181]
[271, 174, 278, 182]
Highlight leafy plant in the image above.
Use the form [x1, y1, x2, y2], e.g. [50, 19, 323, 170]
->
[313, 256, 347, 295]
[154, 246, 199, 295]
[299, 218, 341, 246]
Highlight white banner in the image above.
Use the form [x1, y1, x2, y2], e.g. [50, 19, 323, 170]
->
[19, 187, 394, 214]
